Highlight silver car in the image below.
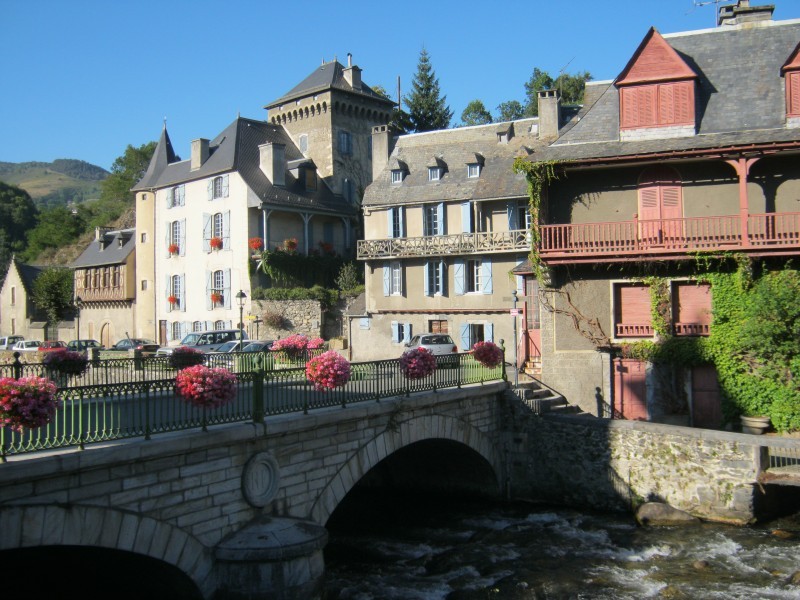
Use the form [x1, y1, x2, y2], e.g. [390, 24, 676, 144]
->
[12, 340, 42, 352]
[404, 334, 459, 366]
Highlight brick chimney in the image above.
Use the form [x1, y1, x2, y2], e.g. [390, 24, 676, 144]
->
[343, 53, 362, 91]
[259, 142, 286, 186]
[718, 1, 774, 26]
[191, 138, 209, 170]
[537, 89, 561, 140]
[371, 125, 392, 180]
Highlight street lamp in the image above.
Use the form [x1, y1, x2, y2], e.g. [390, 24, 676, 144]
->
[75, 296, 82, 342]
[236, 290, 247, 347]
[511, 289, 519, 387]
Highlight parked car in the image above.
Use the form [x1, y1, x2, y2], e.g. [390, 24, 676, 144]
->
[207, 340, 275, 371]
[67, 339, 103, 352]
[404, 334, 459, 366]
[12, 340, 42, 352]
[38, 341, 67, 352]
[0, 335, 24, 350]
[109, 338, 160, 353]
[156, 329, 248, 356]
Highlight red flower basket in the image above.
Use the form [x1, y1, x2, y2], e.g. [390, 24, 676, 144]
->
[175, 365, 237, 408]
[210, 236, 223, 250]
[210, 292, 223, 305]
[305, 350, 351, 391]
[400, 347, 437, 379]
[471, 341, 503, 368]
[284, 238, 298, 252]
[168, 243, 180, 255]
[248, 237, 264, 251]
[0, 376, 60, 432]
[168, 295, 178, 306]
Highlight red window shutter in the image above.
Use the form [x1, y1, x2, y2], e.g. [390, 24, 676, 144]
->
[639, 186, 660, 220]
[621, 88, 638, 128]
[658, 82, 694, 126]
[674, 283, 711, 335]
[661, 185, 682, 219]
[616, 284, 652, 336]
[788, 72, 800, 116]
[659, 83, 676, 124]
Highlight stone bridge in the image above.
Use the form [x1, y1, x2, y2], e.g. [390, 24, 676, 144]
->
[0, 382, 509, 599]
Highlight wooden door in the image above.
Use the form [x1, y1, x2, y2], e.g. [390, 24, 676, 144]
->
[638, 167, 683, 246]
[691, 365, 721, 429]
[613, 359, 648, 420]
[524, 277, 541, 360]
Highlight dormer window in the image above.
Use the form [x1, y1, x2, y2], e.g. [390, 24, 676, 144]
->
[782, 42, 800, 126]
[467, 163, 481, 178]
[391, 170, 404, 184]
[304, 168, 317, 191]
[428, 167, 441, 182]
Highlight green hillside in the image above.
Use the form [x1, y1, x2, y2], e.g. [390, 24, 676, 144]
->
[0, 159, 108, 208]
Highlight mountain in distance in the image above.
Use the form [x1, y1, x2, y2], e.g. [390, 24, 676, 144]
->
[0, 159, 109, 208]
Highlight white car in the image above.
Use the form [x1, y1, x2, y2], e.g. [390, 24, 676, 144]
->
[12, 340, 42, 352]
[0, 335, 24, 350]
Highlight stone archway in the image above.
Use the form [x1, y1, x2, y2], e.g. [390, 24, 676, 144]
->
[310, 414, 502, 524]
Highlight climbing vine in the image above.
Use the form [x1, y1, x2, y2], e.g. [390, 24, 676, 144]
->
[512, 157, 563, 283]
[642, 276, 671, 339]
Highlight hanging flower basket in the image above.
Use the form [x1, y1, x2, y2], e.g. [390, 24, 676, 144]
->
[471, 341, 504, 368]
[0, 376, 60, 432]
[170, 346, 205, 370]
[399, 347, 437, 379]
[272, 334, 325, 361]
[43, 349, 89, 377]
[284, 238, 298, 252]
[248, 237, 264, 252]
[319, 241, 334, 255]
[168, 243, 180, 255]
[305, 350, 351, 391]
[168, 295, 179, 306]
[210, 292, 223, 305]
[175, 365, 237, 408]
[210, 236, 223, 250]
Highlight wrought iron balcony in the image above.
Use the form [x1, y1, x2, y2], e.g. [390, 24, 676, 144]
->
[357, 229, 530, 260]
[539, 212, 800, 263]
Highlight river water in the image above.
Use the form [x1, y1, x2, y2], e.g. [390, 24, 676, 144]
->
[324, 490, 800, 599]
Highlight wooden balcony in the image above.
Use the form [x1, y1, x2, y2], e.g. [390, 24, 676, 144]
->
[357, 229, 530, 260]
[74, 286, 132, 302]
[540, 212, 800, 263]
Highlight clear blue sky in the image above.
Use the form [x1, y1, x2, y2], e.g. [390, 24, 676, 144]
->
[3, 0, 800, 171]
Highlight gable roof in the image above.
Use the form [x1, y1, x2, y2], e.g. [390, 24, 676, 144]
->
[12, 258, 44, 294]
[72, 229, 136, 268]
[616, 28, 697, 85]
[540, 18, 800, 163]
[264, 60, 394, 109]
[134, 124, 177, 190]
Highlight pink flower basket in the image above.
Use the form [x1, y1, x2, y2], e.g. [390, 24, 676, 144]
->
[399, 347, 437, 379]
[471, 341, 504, 368]
[305, 350, 351, 391]
[43, 349, 89, 377]
[175, 365, 237, 409]
[273, 334, 324, 360]
[0, 376, 60, 432]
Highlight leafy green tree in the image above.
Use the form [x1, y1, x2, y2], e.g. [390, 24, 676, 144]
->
[460, 100, 493, 126]
[405, 48, 453, 132]
[22, 206, 86, 261]
[523, 68, 592, 116]
[100, 142, 157, 205]
[524, 68, 555, 117]
[0, 182, 38, 282]
[31, 267, 74, 325]
[496, 100, 524, 122]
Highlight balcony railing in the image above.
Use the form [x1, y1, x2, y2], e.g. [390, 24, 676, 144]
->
[74, 286, 132, 302]
[540, 212, 800, 263]
[357, 229, 530, 260]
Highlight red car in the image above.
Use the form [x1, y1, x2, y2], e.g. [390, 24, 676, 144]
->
[38, 341, 67, 352]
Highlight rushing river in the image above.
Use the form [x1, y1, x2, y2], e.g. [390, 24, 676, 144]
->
[324, 490, 800, 599]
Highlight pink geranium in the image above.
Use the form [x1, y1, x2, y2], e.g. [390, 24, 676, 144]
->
[175, 365, 237, 408]
[472, 341, 504, 368]
[399, 347, 437, 379]
[272, 334, 324, 360]
[0, 376, 60, 432]
[305, 350, 351, 391]
[43, 349, 89, 377]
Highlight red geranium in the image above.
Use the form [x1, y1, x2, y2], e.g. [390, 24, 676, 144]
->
[399, 347, 437, 379]
[175, 365, 237, 408]
[305, 350, 351, 391]
[472, 341, 503, 368]
[248, 237, 264, 251]
[168, 243, 180, 255]
[210, 236, 223, 250]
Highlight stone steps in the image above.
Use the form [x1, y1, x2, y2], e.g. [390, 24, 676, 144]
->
[508, 377, 588, 417]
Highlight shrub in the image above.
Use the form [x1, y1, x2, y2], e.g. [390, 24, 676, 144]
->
[472, 341, 503, 368]
[0, 376, 60, 431]
[175, 365, 237, 408]
[263, 311, 286, 329]
[399, 347, 437, 379]
[170, 346, 205, 370]
[305, 351, 351, 391]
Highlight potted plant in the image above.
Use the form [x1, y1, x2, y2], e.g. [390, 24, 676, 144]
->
[43, 349, 89, 385]
[472, 341, 504, 368]
[168, 295, 179, 307]
[170, 346, 205, 370]
[168, 243, 180, 255]
[400, 347, 437, 379]
[305, 350, 351, 391]
[210, 292, 223, 306]
[740, 414, 771, 435]
[248, 237, 264, 252]
[0, 376, 60, 431]
[210, 236, 223, 250]
[284, 238, 298, 252]
[175, 365, 237, 408]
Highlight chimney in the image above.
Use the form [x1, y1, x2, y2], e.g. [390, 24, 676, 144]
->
[191, 138, 209, 170]
[718, 1, 774, 26]
[371, 125, 392, 181]
[259, 142, 286, 186]
[537, 89, 561, 140]
[343, 55, 362, 91]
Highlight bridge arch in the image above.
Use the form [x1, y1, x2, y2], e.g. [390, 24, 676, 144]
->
[0, 504, 214, 597]
[310, 413, 502, 524]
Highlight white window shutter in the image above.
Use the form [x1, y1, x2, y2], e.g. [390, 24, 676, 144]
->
[516, 257, 525, 296]
[224, 269, 232, 309]
[165, 275, 171, 312]
[383, 266, 391, 296]
[223, 211, 231, 249]
[203, 213, 212, 253]
[507, 200, 518, 231]
[436, 202, 445, 235]
[164, 222, 171, 258]
[404, 323, 412, 344]
[486, 322, 494, 342]
[179, 186, 185, 206]
[482, 258, 493, 294]
[180, 274, 186, 312]
[205, 271, 212, 310]
[461, 202, 472, 233]
[387, 208, 394, 238]
[179, 219, 186, 256]
[424, 262, 431, 297]
[222, 174, 229, 198]
[391, 321, 399, 343]
[207, 179, 213, 201]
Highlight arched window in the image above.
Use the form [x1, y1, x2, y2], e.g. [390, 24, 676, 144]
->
[213, 213, 224, 238]
[213, 177, 224, 199]
[214, 320, 225, 330]
[637, 166, 683, 245]
[171, 322, 181, 341]
[171, 274, 181, 299]
[171, 221, 181, 246]
[193, 321, 203, 332]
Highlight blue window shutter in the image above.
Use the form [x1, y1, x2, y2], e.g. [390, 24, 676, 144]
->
[460, 324, 471, 352]
[223, 211, 231, 249]
[179, 219, 186, 256]
[454, 259, 465, 296]
[180, 274, 186, 312]
[482, 258, 493, 294]
[440, 260, 448, 296]
[224, 269, 232, 309]
[387, 209, 394, 238]
[203, 213, 212, 253]
[383, 266, 391, 296]
[486, 323, 494, 343]
[391, 321, 399, 343]
[461, 202, 472, 233]
[206, 271, 212, 310]
[178, 185, 185, 206]
[437, 203, 445, 235]
[507, 200, 518, 231]
[399, 207, 405, 237]
[404, 323, 412, 344]
[424, 261, 431, 297]
[222, 174, 229, 198]
[207, 179, 213, 201]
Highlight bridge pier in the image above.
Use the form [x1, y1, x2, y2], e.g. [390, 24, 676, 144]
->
[214, 516, 328, 600]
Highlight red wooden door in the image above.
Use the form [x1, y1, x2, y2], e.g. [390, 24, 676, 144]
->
[638, 167, 683, 246]
[524, 277, 541, 359]
[614, 359, 648, 420]
[691, 365, 721, 428]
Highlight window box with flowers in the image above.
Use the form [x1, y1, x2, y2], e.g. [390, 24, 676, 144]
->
[168, 243, 180, 255]
[168, 295, 179, 309]
[210, 236, 223, 250]
[249, 237, 264, 252]
[210, 292, 223, 306]
[284, 238, 298, 252]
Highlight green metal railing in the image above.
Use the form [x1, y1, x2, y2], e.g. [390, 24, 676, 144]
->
[0, 352, 504, 460]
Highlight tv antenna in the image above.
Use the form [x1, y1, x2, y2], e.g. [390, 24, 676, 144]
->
[689, 0, 724, 27]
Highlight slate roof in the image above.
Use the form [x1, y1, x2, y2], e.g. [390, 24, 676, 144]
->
[363, 119, 543, 208]
[537, 18, 800, 164]
[12, 258, 44, 294]
[264, 60, 394, 109]
[72, 229, 136, 268]
[133, 117, 356, 216]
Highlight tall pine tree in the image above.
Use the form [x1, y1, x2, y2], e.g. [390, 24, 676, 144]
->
[405, 48, 453, 132]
